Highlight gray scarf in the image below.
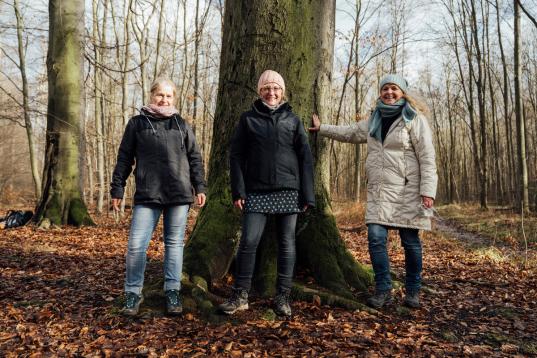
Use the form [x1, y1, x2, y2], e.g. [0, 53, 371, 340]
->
[368, 98, 417, 141]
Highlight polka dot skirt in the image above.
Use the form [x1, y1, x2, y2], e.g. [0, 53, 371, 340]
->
[244, 190, 302, 214]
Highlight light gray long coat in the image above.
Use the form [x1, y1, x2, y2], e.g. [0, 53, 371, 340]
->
[320, 113, 438, 230]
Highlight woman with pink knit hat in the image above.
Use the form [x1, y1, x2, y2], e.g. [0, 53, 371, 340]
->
[218, 70, 315, 317]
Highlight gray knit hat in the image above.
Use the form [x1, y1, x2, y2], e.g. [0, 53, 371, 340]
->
[380, 74, 408, 93]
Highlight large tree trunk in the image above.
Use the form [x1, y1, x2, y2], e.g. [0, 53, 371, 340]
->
[34, 0, 93, 227]
[184, 0, 372, 301]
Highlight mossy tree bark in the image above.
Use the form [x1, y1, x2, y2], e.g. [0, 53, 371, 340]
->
[34, 0, 93, 227]
[184, 0, 372, 301]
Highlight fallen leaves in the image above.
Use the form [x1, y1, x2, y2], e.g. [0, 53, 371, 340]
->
[0, 204, 536, 356]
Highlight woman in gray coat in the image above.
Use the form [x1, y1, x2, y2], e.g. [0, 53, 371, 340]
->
[309, 74, 437, 309]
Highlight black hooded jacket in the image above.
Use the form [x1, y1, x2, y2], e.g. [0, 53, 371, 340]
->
[230, 99, 315, 207]
[110, 111, 206, 206]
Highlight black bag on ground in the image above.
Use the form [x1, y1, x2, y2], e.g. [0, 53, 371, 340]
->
[1, 210, 33, 229]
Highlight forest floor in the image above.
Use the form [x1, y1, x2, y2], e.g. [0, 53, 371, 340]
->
[0, 203, 536, 357]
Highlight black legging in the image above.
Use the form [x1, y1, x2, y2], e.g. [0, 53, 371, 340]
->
[233, 212, 297, 292]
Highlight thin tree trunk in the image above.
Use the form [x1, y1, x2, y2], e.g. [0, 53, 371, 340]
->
[495, 0, 514, 203]
[14, 0, 41, 200]
[514, 0, 529, 213]
[92, 0, 105, 213]
[153, 0, 165, 79]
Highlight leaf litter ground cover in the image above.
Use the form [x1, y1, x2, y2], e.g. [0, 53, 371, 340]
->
[0, 203, 536, 356]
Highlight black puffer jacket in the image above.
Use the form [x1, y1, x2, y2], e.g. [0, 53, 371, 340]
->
[110, 111, 206, 206]
[230, 99, 315, 207]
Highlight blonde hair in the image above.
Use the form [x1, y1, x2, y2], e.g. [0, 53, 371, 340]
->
[403, 93, 430, 116]
[150, 77, 177, 97]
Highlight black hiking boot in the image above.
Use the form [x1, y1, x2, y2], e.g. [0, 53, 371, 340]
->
[274, 289, 292, 317]
[366, 290, 392, 309]
[165, 289, 183, 315]
[403, 291, 420, 308]
[218, 289, 248, 315]
[122, 292, 143, 316]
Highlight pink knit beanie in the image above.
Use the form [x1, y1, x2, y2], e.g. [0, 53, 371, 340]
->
[257, 70, 285, 95]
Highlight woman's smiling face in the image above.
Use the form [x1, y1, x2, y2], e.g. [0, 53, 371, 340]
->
[150, 84, 175, 107]
[260, 84, 283, 106]
[380, 83, 404, 105]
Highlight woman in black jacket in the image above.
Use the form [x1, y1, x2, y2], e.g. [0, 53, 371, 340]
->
[110, 78, 206, 316]
[219, 70, 315, 317]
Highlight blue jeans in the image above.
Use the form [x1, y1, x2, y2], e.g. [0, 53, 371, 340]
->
[125, 204, 189, 294]
[234, 213, 297, 292]
[367, 223, 422, 293]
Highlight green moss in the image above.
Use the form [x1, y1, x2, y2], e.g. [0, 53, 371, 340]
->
[199, 299, 214, 313]
[522, 342, 537, 355]
[291, 283, 374, 313]
[37, 193, 93, 227]
[184, 181, 241, 283]
[296, 200, 373, 297]
[191, 287, 207, 303]
[261, 309, 276, 321]
[68, 197, 94, 226]
[192, 275, 208, 292]
[44, 193, 62, 226]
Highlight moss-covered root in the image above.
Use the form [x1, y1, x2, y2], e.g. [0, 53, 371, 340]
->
[292, 283, 377, 314]
[68, 197, 94, 226]
[296, 206, 373, 298]
[183, 186, 241, 284]
[140, 274, 226, 322]
[182, 276, 230, 324]
[37, 193, 94, 227]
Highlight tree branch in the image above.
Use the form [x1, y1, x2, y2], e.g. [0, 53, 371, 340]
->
[517, 0, 537, 28]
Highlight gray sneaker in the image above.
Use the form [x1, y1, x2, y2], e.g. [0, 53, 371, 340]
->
[218, 289, 248, 315]
[366, 290, 392, 309]
[165, 289, 183, 315]
[122, 292, 143, 316]
[274, 290, 292, 317]
[403, 291, 420, 308]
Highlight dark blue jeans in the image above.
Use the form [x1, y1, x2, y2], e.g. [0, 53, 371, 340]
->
[234, 213, 297, 292]
[367, 223, 422, 293]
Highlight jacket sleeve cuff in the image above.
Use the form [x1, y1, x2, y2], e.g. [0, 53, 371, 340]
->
[419, 190, 436, 200]
[110, 187, 124, 199]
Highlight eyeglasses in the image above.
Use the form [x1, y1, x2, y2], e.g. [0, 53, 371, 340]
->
[261, 86, 282, 93]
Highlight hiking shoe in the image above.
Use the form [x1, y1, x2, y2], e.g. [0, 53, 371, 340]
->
[274, 290, 292, 317]
[122, 292, 143, 316]
[218, 289, 248, 314]
[165, 289, 183, 315]
[366, 290, 392, 309]
[403, 291, 420, 308]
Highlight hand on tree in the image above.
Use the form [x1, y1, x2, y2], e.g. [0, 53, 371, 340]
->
[421, 196, 434, 209]
[234, 199, 245, 210]
[196, 193, 207, 207]
[309, 114, 321, 132]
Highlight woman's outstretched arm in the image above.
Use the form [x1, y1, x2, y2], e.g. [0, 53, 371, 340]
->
[309, 114, 369, 144]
